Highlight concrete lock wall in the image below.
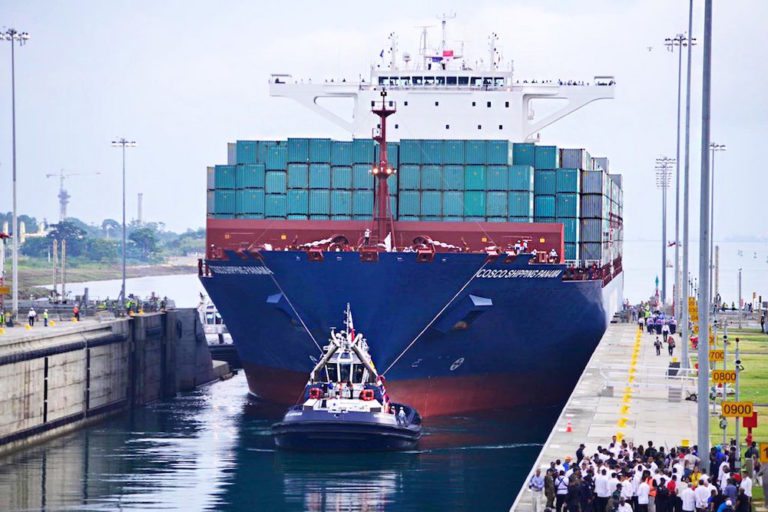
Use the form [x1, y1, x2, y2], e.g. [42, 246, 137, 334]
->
[0, 308, 217, 456]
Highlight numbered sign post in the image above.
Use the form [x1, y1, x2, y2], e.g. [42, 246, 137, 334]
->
[721, 401, 753, 418]
[712, 370, 736, 384]
[708, 350, 724, 362]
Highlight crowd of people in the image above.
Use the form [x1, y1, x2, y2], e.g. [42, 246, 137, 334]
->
[527, 439, 767, 512]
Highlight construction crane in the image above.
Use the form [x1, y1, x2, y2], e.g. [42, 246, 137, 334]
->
[45, 170, 101, 222]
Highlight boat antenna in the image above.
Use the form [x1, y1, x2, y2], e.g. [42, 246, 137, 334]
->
[371, 89, 396, 248]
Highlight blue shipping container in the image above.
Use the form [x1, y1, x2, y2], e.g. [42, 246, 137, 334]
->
[265, 194, 287, 217]
[580, 194, 604, 218]
[509, 216, 532, 223]
[309, 190, 330, 215]
[352, 164, 373, 190]
[214, 165, 236, 189]
[331, 190, 352, 215]
[556, 168, 580, 193]
[534, 217, 556, 223]
[287, 214, 308, 220]
[534, 145, 559, 169]
[534, 195, 556, 218]
[508, 191, 533, 217]
[310, 215, 330, 220]
[465, 140, 488, 165]
[420, 191, 441, 216]
[398, 165, 420, 190]
[331, 141, 353, 166]
[399, 216, 420, 222]
[287, 138, 309, 163]
[265, 171, 287, 194]
[555, 193, 579, 218]
[266, 144, 288, 170]
[236, 141, 257, 164]
[512, 143, 536, 166]
[287, 163, 308, 189]
[509, 165, 534, 191]
[465, 165, 486, 191]
[464, 191, 486, 217]
[214, 190, 236, 214]
[352, 139, 375, 164]
[534, 170, 557, 195]
[564, 242, 577, 260]
[486, 191, 507, 217]
[487, 140, 511, 165]
[421, 140, 443, 164]
[353, 190, 373, 215]
[486, 165, 508, 191]
[443, 216, 463, 222]
[236, 164, 265, 189]
[442, 191, 464, 216]
[398, 191, 420, 216]
[442, 140, 465, 165]
[581, 170, 606, 194]
[287, 189, 308, 215]
[309, 139, 332, 163]
[464, 216, 486, 222]
[236, 189, 265, 214]
[443, 165, 464, 190]
[421, 165, 442, 190]
[309, 163, 331, 189]
[487, 217, 506, 223]
[256, 141, 275, 164]
[331, 166, 352, 189]
[399, 140, 421, 164]
[558, 218, 578, 242]
[375, 141, 399, 168]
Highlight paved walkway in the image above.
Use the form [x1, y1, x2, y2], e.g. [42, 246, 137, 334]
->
[0, 317, 121, 348]
[510, 322, 698, 511]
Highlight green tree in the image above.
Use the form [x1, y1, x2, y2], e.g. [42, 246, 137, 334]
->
[48, 220, 87, 257]
[20, 237, 51, 258]
[86, 238, 118, 262]
[101, 219, 121, 239]
[129, 227, 158, 260]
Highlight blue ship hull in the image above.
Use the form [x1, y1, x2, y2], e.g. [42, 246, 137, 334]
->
[201, 251, 623, 417]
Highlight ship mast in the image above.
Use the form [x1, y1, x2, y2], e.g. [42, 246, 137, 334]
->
[371, 90, 396, 248]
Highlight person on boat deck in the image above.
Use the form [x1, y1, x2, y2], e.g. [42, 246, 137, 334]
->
[397, 407, 407, 426]
[346, 381, 353, 399]
[327, 382, 335, 398]
[549, 248, 558, 262]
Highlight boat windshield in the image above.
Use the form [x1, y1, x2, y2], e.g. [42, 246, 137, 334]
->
[352, 364, 365, 383]
[326, 364, 338, 382]
[339, 363, 351, 383]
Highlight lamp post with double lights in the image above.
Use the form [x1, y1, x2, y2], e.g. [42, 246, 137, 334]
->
[111, 138, 136, 311]
[709, 142, 726, 309]
[655, 156, 675, 306]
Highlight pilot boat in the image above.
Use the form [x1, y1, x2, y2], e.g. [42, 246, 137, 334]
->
[271, 305, 422, 451]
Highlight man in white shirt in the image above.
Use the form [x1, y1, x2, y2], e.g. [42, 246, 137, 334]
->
[694, 479, 711, 511]
[595, 469, 611, 512]
[617, 497, 633, 512]
[680, 485, 696, 512]
[741, 472, 753, 510]
[637, 478, 651, 512]
[608, 472, 620, 495]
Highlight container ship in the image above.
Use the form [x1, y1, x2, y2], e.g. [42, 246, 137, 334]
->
[200, 22, 624, 417]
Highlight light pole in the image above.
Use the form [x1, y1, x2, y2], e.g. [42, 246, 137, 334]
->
[1, 28, 30, 322]
[655, 156, 675, 305]
[111, 138, 136, 310]
[665, 33, 695, 325]
[709, 142, 726, 309]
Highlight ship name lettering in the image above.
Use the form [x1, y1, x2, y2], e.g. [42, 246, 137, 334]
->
[473, 269, 562, 279]
[212, 265, 273, 275]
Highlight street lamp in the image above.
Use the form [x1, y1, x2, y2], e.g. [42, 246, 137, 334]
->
[709, 142, 726, 309]
[111, 138, 137, 310]
[655, 156, 675, 305]
[1, 28, 30, 322]
[665, 33, 696, 327]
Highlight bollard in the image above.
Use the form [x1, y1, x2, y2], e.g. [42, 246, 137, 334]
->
[50, 320, 56, 327]
[25, 324, 31, 331]
[0, 327, 4, 335]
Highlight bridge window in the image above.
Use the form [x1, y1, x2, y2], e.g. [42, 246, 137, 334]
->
[505, 101, 510, 108]
[472, 101, 476, 107]
[483, 77, 493, 86]
[395, 124, 399, 129]
[471, 76, 482, 86]
[459, 76, 469, 86]
[447, 76, 457, 86]
[487, 101, 492, 108]
[435, 101, 439, 106]
[378, 77, 387, 86]
[495, 78, 505, 87]
[445, 124, 450, 130]
[424, 76, 435, 86]
[326, 364, 338, 382]
[477, 124, 482, 130]
[404, 101, 408, 106]
[371, 101, 375, 107]
[413, 76, 423, 85]
[388, 78, 397, 86]
[499, 125, 503, 130]
[352, 364, 365, 383]
[339, 363, 351, 383]
[400, 76, 411, 86]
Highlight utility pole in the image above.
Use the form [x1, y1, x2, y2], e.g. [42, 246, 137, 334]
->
[734, 336, 742, 467]
[697, 0, 714, 461]
[61, 239, 67, 303]
[1, 28, 30, 321]
[738, 268, 743, 328]
[52, 239, 58, 302]
[111, 138, 137, 310]
[655, 157, 675, 306]
[715, 245, 720, 307]
[709, 143, 726, 309]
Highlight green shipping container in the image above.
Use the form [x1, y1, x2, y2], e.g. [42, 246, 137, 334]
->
[555, 193, 580, 218]
[398, 165, 420, 190]
[287, 138, 309, 163]
[257, 141, 275, 164]
[399, 140, 421, 164]
[509, 165, 534, 191]
[331, 166, 352, 189]
[556, 168, 580, 193]
[214, 165, 236, 189]
[534, 195, 556, 217]
[564, 243, 577, 260]
[236, 163, 265, 189]
[266, 144, 288, 170]
[309, 138, 332, 163]
[442, 191, 464, 216]
[265, 194, 287, 217]
[265, 171, 287, 194]
[509, 216, 532, 223]
[464, 165, 486, 191]
[236, 189, 265, 214]
[443, 165, 464, 190]
[353, 190, 373, 215]
[464, 191, 486, 217]
[331, 141, 353, 166]
[353, 139, 375, 163]
[331, 190, 352, 215]
[352, 164, 373, 190]
[512, 143, 536, 166]
[508, 191, 534, 217]
[486, 191, 508, 217]
[486, 165, 508, 191]
[309, 190, 330, 215]
[287, 163, 308, 189]
[214, 190, 236, 214]
[420, 191, 441, 216]
[421, 140, 443, 164]
[398, 191, 420, 216]
[465, 140, 487, 165]
[534, 145, 559, 169]
[236, 141, 257, 164]
[420, 165, 442, 190]
[558, 218, 579, 243]
[442, 140, 465, 165]
[534, 170, 557, 195]
[487, 140, 511, 165]
[309, 163, 331, 189]
[287, 189, 308, 215]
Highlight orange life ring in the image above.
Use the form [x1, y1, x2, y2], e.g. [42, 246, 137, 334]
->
[360, 389, 374, 401]
[309, 387, 322, 399]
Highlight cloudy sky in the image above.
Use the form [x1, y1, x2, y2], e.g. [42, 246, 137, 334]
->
[0, 1, 766, 251]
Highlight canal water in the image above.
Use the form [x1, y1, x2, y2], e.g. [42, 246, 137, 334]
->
[0, 373, 556, 511]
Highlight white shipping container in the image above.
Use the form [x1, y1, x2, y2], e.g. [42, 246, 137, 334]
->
[227, 143, 236, 165]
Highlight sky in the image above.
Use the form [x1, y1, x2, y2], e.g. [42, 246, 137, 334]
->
[1, 0, 767, 299]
